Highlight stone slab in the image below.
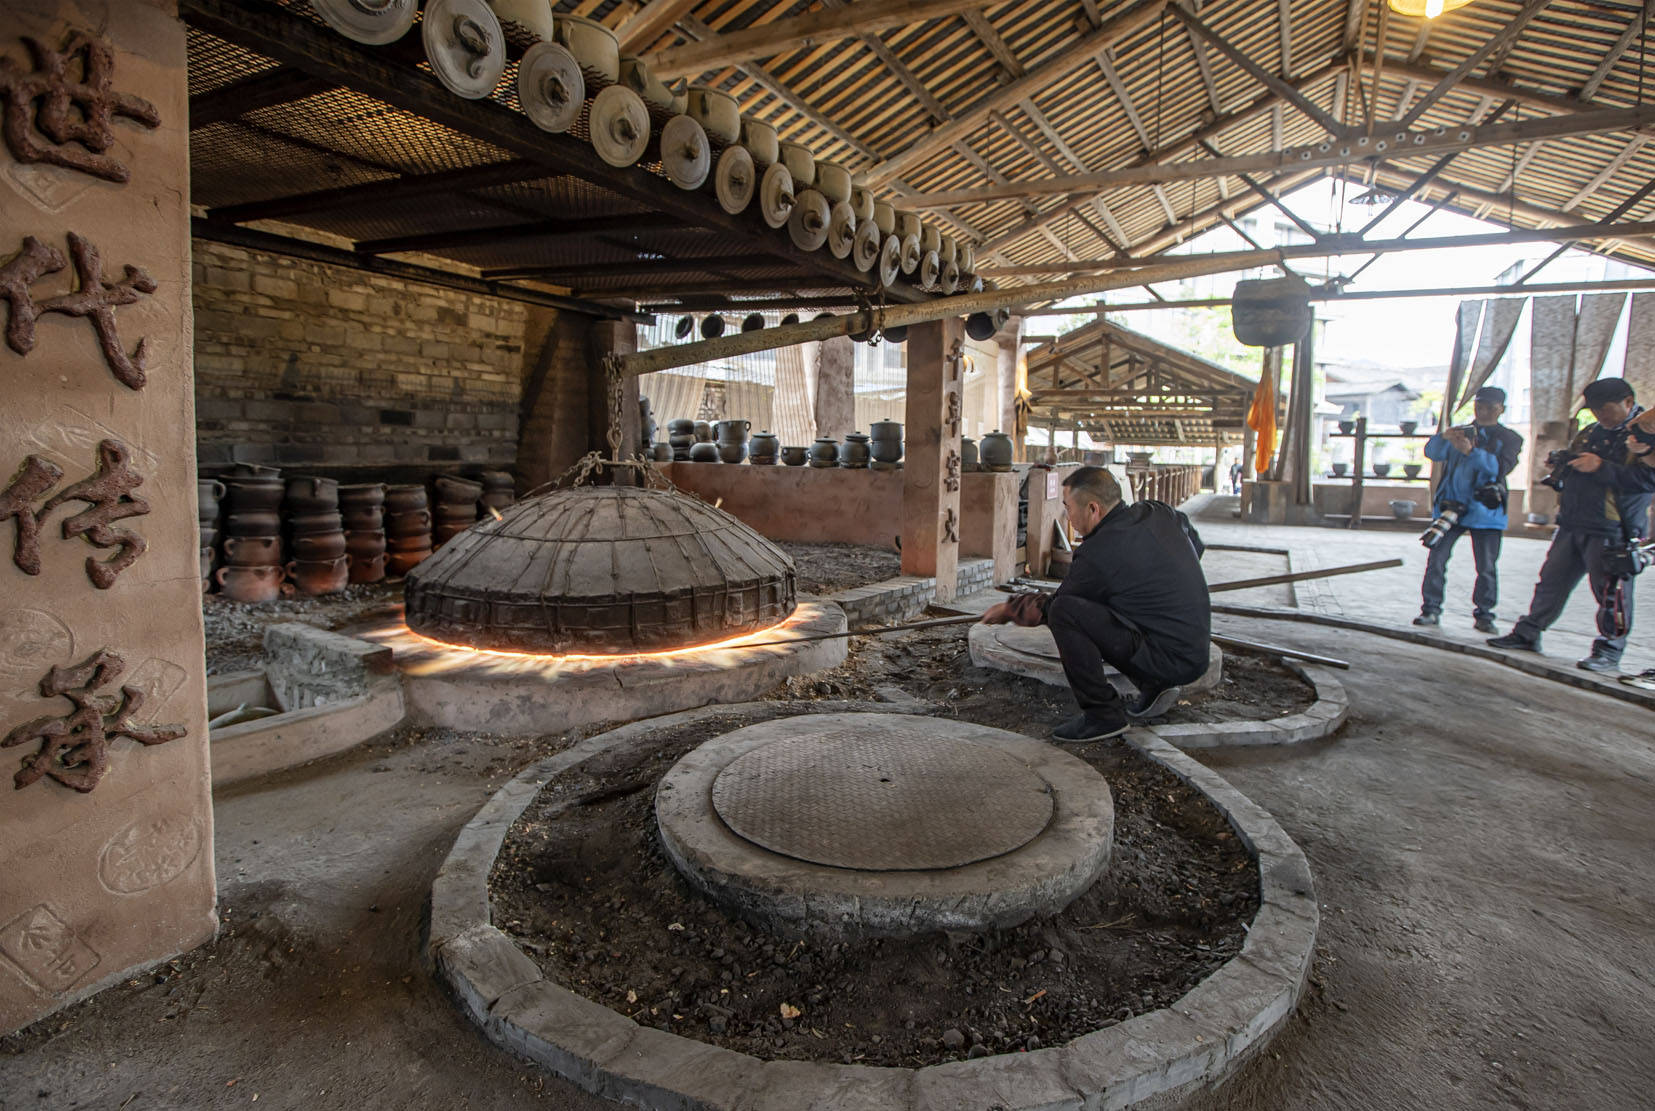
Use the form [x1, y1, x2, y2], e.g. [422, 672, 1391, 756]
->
[209, 683, 406, 789]
[658, 714, 1113, 937]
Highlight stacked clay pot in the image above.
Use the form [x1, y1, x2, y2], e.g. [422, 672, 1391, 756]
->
[750, 430, 780, 465]
[385, 484, 433, 576]
[218, 465, 285, 602]
[432, 474, 483, 548]
[285, 476, 349, 596]
[340, 483, 388, 585]
[840, 431, 872, 469]
[716, 419, 750, 463]
[870, 419, 903, 465]
[667, 418, 696, 461]
[477, 470, 515, 515]
[198, 478, 223, 593]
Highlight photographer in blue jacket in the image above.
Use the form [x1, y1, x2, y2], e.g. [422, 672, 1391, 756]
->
[1414, 386, 1524, 633]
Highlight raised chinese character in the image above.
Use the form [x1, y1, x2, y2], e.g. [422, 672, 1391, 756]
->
[944, 389, 962, 438]
[3, 648, 185, 793]
[0, 30, 160, 183]
[0, 232, 155, 389]
[942, 507, 959, 544]
[944, 448, 961, 493]
[0, 438, 148, 588]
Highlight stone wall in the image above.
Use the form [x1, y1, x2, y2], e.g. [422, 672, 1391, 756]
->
[1, 0, 216, 1034]
[191, 240, 528, 478]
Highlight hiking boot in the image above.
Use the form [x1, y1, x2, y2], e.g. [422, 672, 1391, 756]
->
[1577, 653, 1620, 673]
[1128, 684, 1183, 720]
[1473, 616, 1497, 633]
[1487, 632, 1539, 652]
[1052, 708, 1129, 743]
[1412, 612, 1440, 627]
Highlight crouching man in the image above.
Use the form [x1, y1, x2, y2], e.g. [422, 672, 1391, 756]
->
[980, 466, 1210, 742]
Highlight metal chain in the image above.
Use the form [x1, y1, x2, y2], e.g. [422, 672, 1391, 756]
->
[603, 354, 625, 462]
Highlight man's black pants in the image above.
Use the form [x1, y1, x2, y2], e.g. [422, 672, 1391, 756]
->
[1510, 528, 1631, 660]
[1420, 525, 1503, 620]
[1047, 594, 1158, 714]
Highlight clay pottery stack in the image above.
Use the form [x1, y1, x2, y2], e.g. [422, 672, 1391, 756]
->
[197, 478, 224, 592]
[667, 418, 696, 461]
[781, 445, 809, 467]
[284, 476, 347, 596]
[750, 430, 780, 465]
[870, 420, 903, 465]
[385, 484, 433, 576]
[809, 437, 838, 468]
[219, 468, 285, 601]
[716, 419, 750, 463]
[340, 483, 387, 585]
[477, 470, 515, 514]
[432, 474, 483, 548]
[980, 430, 1015, 472]
[840, 431, 872, 469]
[638, 397, 657, 449]
[694, 420, 713, 443]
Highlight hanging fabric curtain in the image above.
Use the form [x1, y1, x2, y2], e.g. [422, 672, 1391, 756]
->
[1441, 300, 1484, 430]
[1457, 297, 1526, 410]
[1571, 293, 1628, 403]
[1247, 349, 1278, 475]
[1623, 293, 1655, 402]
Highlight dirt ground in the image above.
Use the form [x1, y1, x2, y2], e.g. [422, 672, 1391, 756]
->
[491, 706, 1256, 1067]
[775, 541, 902, 596]
[4, 616, 1654, 1109]
[202, 581, 401, 675]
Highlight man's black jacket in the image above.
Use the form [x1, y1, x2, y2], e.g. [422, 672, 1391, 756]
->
[1557, 406, 1655, 540]
[1011, 499, 1211, 683]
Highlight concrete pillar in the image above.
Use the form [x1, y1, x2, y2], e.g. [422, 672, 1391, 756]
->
[901, 319, 963, 600]
[814, 335, 856, 441]
[516, 308, 591, 490]
[1, 0, 216, 1034]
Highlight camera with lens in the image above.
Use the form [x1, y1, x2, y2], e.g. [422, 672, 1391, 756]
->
[1539, 450, 1578, 491]
[1472, 481, 1506, 510]
[1602, 538, 1653, 579]
[1420, 500, 1467, 549]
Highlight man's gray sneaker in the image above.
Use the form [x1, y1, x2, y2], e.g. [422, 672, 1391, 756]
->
[1412, 613, 1440, 627]
[1577, 653, 1620, 673]
[1487, 632, 1540, 652]
[1052, 710, 1128, 743]
[1128, 685, 1183, 720]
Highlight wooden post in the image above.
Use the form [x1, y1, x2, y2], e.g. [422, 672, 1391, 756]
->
[1347, 416, 1368, 529]
[814, 335, 856, 440]
[902, 319, 963, 600]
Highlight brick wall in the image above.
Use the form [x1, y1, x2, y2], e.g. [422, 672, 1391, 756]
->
[191, 240, 529, 477]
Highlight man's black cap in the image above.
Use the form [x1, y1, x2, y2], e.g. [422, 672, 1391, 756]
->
[1474, 386, 1506, 404]
[1582, 377, 1635, 406]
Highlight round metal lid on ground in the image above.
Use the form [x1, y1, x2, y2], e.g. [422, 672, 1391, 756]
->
[710, 725, 1055, 870]
[658, 712, 1114, 937]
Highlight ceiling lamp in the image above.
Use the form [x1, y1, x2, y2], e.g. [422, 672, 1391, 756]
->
[1387, 0, 1475, 18]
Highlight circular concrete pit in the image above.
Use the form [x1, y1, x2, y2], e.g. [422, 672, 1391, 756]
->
[357, 601, 848, 733]
[968, 622, 1224, 695]
[656, 712, 1114, 936]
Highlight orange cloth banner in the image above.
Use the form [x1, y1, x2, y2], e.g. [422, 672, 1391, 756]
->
[1247, 364, 1277, 475]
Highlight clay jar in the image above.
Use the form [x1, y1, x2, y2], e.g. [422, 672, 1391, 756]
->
[433, 474, 484, 503]
[385, 509, 432, 537]
[387, 532, 433, 552]
[870, 420, 903, 463]
[222, 535, 282, 567]
[750, 431, 780, 463]
[652, 443, 674, 462]
[808, 437, 838, 467]
[980, 430, 1014, 471]
[840, 432, 872, 469]
[960, 437, 979, 471]
[718, 441, 747, 464]
[223, 511, 281, 537]
[715, 419, 751, 444]
[339, 483, 387, 509]
[781, 446, 809, 466]
[198, 479, 225, 523]
[284, 475, 339, 514]
[286, 555, 349, 597]
[290, 531, 347, 561]
[287, 510, 344, 535]
[224, 477, 283, 513]
[386, 549, 432, 577]
[216, 564, 284, 604]
[385, 484, 429, 513]
[694, 420, 713, 442]
[346, 531, 386, 562]
[342, 505, 385, 531]
[689, 442, 721, 462]
[349, 552, 388, 585]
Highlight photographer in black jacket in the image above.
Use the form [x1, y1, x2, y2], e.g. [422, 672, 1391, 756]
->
[1489, 378, 1655, 671]
[980, 467, 1210, 741]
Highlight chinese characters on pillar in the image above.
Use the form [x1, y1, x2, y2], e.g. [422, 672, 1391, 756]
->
[1, 439, 149, 588]
[3, 649, 185, 793]
[1, 232, 157, 389]
[944, 447, 961, 493]
[942, 508, 959, 544]
[0, 31, 159, 183]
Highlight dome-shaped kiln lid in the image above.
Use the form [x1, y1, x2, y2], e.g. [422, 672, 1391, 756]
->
[404, 485, 796, 655]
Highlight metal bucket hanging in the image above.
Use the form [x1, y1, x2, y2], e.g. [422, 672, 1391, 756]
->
[1231, 275, 1313, 347]
[403, 486, 797, 654]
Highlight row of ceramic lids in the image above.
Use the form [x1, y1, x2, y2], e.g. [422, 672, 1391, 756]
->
[307, 0, 988, 294]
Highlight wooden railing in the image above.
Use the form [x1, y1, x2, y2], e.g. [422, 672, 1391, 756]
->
[1125, 463, 1203, 505]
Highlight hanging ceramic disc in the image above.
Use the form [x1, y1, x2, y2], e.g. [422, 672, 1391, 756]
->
[788, 189, 831, 252]
[852, 219, 882, 272]
[899, 233, 922, 275]
[660, 114, 710, 191]
[827, 201, 857, 259]
[941, 259, 961, 294]
[759, 162, 796, 229]
[849, 186, 875, 224]
[920, 250, 941, 290]
[518, 41, 583, 133]
[715, 145, 756, 215]
[422, 0, 507, 100]
[674, 315, 695, 339]
[701, 314, 726, 339]
[312, 0, 418, 45]
[958, 242, 976, 275]
[878, 235, 901, 287]
[590, 85, 650, 168]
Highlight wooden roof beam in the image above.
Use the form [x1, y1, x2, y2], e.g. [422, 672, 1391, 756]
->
[1581, 0, 1655, 100]
[355, 212, 680, 256]
[1183, 1, 1223, 117]
[616, 0, 706, 53]
[205, 159, 550, 224]
[1395, 0, 1552, 128]
[902, 104, 1655, 206]
[857, 0, 1169, 188]
[645, 0, 994, 79]
[1168, 3, 1341, 135]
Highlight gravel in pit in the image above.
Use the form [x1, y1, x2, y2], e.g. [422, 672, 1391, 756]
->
[489, 697, 1262, 1069]
[775, 541, 901, 596]
[202, 581, 401, 675]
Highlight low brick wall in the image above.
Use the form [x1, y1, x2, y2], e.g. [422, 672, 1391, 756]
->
[828, 576, 938, 626]
[957, 558, 994, 598]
